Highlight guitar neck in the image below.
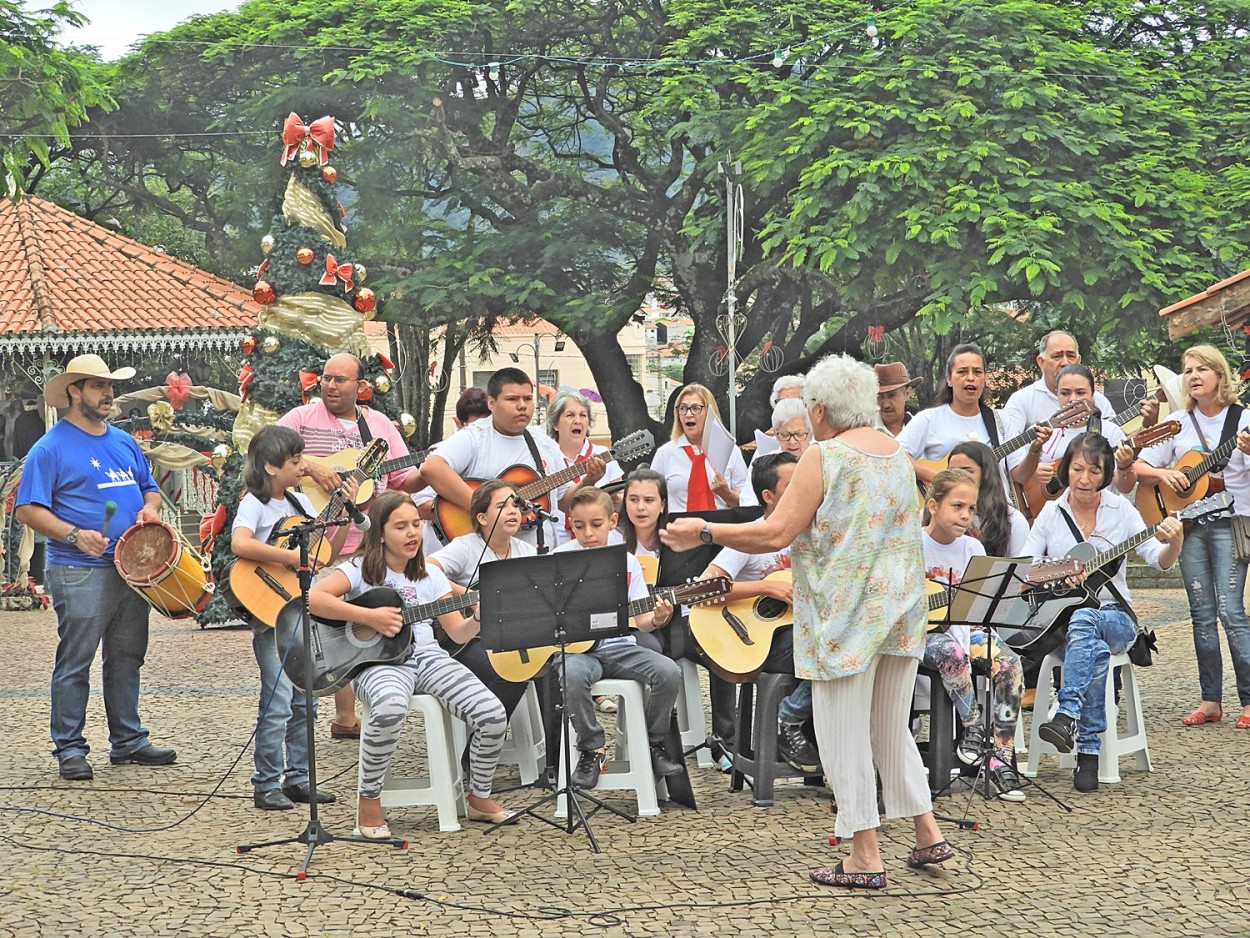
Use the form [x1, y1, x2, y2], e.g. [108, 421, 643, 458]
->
[1084, 528, 1156, 579]
[1111, 401, 1142, 427]
[346, 446, 431, 485]
[404, 589, 479, 625]
[992, 425, 1039, 461]
[1184, 432, 1240, 484]
[516, 446, 618, 499]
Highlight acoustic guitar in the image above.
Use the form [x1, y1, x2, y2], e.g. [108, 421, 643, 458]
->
[1019, 420, 1181, 523]
[687, 570, 793, 683]
[925, 558, 1081, 632]
[300, 445, 432, 514]
[1135, 422, 1243, 526]
[997, 493, 1231, 653]
[225, 439, 387, 628]
[487, 575, 731, 684]
[432, 429, 653, 540]
[276, 586, 483, 696]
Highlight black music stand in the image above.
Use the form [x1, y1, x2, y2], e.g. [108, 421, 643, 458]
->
[476, 545, 634, 852]
[935, 556, 1072, 817]
[236, 515, 406, 877]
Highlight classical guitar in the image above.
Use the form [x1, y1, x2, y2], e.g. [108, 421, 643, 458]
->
[687, 570, 793, 683]
[925, 558, 1081, 632]
[1020, 419, 1181, 523]
[1135, 420, 1244, 526]
[225, 439, 387, 628]
[432, 429, 654, 540]
[487, 575, 731, 684]
[997, 492, 1231, 653]
[276, 586, 482, 695]
[915, 399, 1094, 495]
[300, 445, 432, 514]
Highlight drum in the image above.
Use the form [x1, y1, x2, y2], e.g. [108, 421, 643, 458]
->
[113, 520, 214, 619]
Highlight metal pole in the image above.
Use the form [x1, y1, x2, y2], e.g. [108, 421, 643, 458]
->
[719, 159, 742, 437]
[534, 336, 543, 421]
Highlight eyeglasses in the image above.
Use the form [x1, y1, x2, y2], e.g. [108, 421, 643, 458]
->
[776, 430, 809, 443]
[320, 375, 358, 386]
[677, 404, 706, 416]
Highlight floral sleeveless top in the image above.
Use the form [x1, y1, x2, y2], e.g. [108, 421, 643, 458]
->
[791, 438, 927, 680]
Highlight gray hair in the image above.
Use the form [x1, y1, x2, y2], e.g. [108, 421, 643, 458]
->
[769, 374, 806, 407]
[546, 390, 595, 436]
[771, 397, 812, 432]
[1037, 330, 1079, 357]
[802, 354, 878, 431]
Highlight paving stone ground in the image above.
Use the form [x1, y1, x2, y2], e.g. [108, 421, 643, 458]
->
[1, 588, 1249, 937]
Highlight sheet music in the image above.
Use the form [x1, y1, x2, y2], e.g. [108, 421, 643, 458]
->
[947, 555, 1030, 626]
[703, 415, 737, 475]
[753, 429, 781, 458]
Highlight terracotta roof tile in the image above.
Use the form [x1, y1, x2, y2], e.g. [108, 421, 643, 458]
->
[0, 195, 261, 336]
[1160, 268, 1250, 316]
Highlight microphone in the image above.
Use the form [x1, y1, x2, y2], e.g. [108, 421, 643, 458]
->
[339, 495, 371, 531]
[101, 500, 117, 537]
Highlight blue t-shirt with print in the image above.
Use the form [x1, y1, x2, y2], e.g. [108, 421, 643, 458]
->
[16, 420, 159, 567]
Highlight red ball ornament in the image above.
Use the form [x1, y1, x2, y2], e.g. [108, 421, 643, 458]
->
[321, 165, 338, 184]
[354, 287, 377, 313]
[296, 247, 314, 265]
[241, 335, 257, 355]
[252, 280, 276, 304]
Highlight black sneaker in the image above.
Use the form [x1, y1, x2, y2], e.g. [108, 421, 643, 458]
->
[253, 788, 295, 811]
[570, 748, 606, 789]
[109, 744, 177, 766]
[989, 759, 1026, 802]
[956, 722, 987, 766]
[649, 743, 684, 778]
[777, 721, 821, 773]
[1073, 753, 1099, 792]
[1039, 713, 1076, 754]
[58, 755, 93, 781]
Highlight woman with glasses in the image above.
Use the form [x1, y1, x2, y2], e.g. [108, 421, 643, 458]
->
[650, 384, 748, 512]
[742, 399, 813, 507]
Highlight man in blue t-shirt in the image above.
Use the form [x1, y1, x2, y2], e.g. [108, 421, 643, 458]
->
[15, 355, 174, 782]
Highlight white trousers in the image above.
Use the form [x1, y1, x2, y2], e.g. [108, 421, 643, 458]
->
[812, 654, 933, 839]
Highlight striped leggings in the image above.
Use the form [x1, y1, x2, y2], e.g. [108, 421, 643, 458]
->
[352, 650, 507, 799]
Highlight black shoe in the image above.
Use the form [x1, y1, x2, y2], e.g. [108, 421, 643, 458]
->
[777, 721, 821, 773]
[649, 743, 684, 778]
[956, 722, 987, 766]
[282, 782, 336, 804]
[109, 744, 177, 766]
[570, 748, 606, 789]
[1038, 713, 1076, 754]
[58, 756, 93, 781]
[254, 788, 295, 811]
[1073, 753, 1099, 792]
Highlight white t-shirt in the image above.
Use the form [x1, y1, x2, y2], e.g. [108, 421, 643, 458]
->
[711, 522, 792, 583]
[233, 490, 316, 544]
[553, 540, 649, 649]
[650, 438, 750, 512]
[1138, 407, 1250, 518]
[429, 418, 569, 546]
[922, 529, 986, 648]
[547, 439, 625, 547]
[431, 533, 537, 587]
[339, 557, 453, 654]
[898, 405, 1026, 471]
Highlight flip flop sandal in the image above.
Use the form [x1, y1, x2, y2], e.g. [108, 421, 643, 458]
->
[906, 841, 955, 869]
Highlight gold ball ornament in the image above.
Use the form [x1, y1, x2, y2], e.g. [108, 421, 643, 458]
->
[211, 444, 233, 470]
[321, 165, 338, 184]
[296, 247, 314, 265]
[262, 336, 281, 353]
[354, 287, 377, 313]
[298, 148, 318, 168]
[374, 374, 391, 394]
[399, 412, 417, 439]
[261, 234, 275, 254]
[353, 264, 366, 284]
[252, 280, 276, 304]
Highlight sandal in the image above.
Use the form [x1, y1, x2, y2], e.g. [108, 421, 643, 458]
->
[810, 861, 886, 890]
[330, 719, 362, 739]
[1235, 713, 1250, 730]
[1180, 707, 1222, 726]
[595, 696, 618, 713]
[905, 841, 955, 869]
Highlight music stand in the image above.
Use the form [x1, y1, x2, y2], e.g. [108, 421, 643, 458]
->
[476, 545, 634, 852]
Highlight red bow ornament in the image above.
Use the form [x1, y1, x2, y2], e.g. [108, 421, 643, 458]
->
[319, 255, 354, 292]
[280, 112, 336, 167]
[299, 370, 321, 404]
[166, 371, 193, 411]
[239, 363, 255, 402]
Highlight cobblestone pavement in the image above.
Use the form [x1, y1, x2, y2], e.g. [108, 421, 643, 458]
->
[1, 589, 1248, 937]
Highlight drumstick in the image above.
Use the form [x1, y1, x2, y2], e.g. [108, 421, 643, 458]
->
[101, 500, 117, 538]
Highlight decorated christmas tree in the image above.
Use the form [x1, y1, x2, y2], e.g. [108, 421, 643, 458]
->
[199, 112, 412, 625]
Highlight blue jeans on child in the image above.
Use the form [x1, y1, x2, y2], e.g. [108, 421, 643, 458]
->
[252, 625, 314, 791]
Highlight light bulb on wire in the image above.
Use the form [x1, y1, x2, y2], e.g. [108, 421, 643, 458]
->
[772, 49, 786, 68]
[866, 17, 878, 38]
[487, 61, 500, 81]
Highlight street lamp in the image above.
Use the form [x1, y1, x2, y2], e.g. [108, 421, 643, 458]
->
[508, 333, 565, 418]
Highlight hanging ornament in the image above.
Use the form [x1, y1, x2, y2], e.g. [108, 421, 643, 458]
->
[296, 246, 315, 265]
[298, 148, 318, 169]
[252, 280, 276, 304]
[399, 412, 417, 439]
[354, 264, 366, 284]
[375, 351, 394, 378]
[241, 335, 257, 355]
[262, 335, 281, 354]
[322, 165, 338, 184]
[146, 401, 176, 433]
[261, 234, 275, 254]
[298, 370, 321, 405]
[211, 443, 233, 471]
[165, 372, 193, 410]
[238, 363, 254, 401]
[354, 287, 377, 313]
[374, 374, 391, 394]
[357, 380, 374, 402]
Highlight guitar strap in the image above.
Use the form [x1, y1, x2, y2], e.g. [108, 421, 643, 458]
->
[355, 406, 374, 445]
[1187, 404, 1243, 472]
[283, 491, 312, 520]
[978, 403, 1001, 448]
[1057, 506, 1137, 624]
[521, 429, 547, 478]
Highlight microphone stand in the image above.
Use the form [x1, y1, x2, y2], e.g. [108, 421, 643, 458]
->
[514, 494, 561, 787]
[236, 514, 406, 878]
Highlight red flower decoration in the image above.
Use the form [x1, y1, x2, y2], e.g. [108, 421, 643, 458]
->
[867, 324, 886, 343]
[166, 372, 193, 411]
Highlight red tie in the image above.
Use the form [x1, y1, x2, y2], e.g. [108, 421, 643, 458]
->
[683, 445, 715, 511]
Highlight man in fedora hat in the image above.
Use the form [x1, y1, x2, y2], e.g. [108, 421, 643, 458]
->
[15, 354, 175, 781]
[875, 362, 922, 437]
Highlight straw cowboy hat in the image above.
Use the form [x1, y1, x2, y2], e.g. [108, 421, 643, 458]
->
[44, 354, 136, 408]
[874, 361, 923, 393]
[1152, 364, 1184, 412]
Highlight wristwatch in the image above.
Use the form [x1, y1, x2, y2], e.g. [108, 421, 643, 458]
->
[699, 521, 714, 546]
[65, 527, 81, 545]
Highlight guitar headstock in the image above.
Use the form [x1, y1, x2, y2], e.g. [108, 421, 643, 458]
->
[358, 438, 389, 477]
[1130, 419, 1181, 452]
[1052, 398, 1095, 429]
[669, 575, 732, 607]
[612, 429, 655, 464]
[1177, 491, 1234, 523]
[1028, 557, 1083, 585]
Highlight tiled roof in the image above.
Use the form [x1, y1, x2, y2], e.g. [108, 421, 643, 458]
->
[0, 196, 260, 336]
[1159, 267, 1250, 339]
[1159, 268, 1250, 316]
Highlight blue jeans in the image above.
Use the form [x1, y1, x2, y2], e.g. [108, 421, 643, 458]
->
[251, 625, 314, 791]
[1178, 520, 1250, 707]
[46, 563, 151, 761]
[1057, 605, 1138, 755]
[762, 628, 812, 723]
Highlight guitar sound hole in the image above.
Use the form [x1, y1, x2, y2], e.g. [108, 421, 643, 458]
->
[755, 597, 788, 621]
[347, 624, 380, 648]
